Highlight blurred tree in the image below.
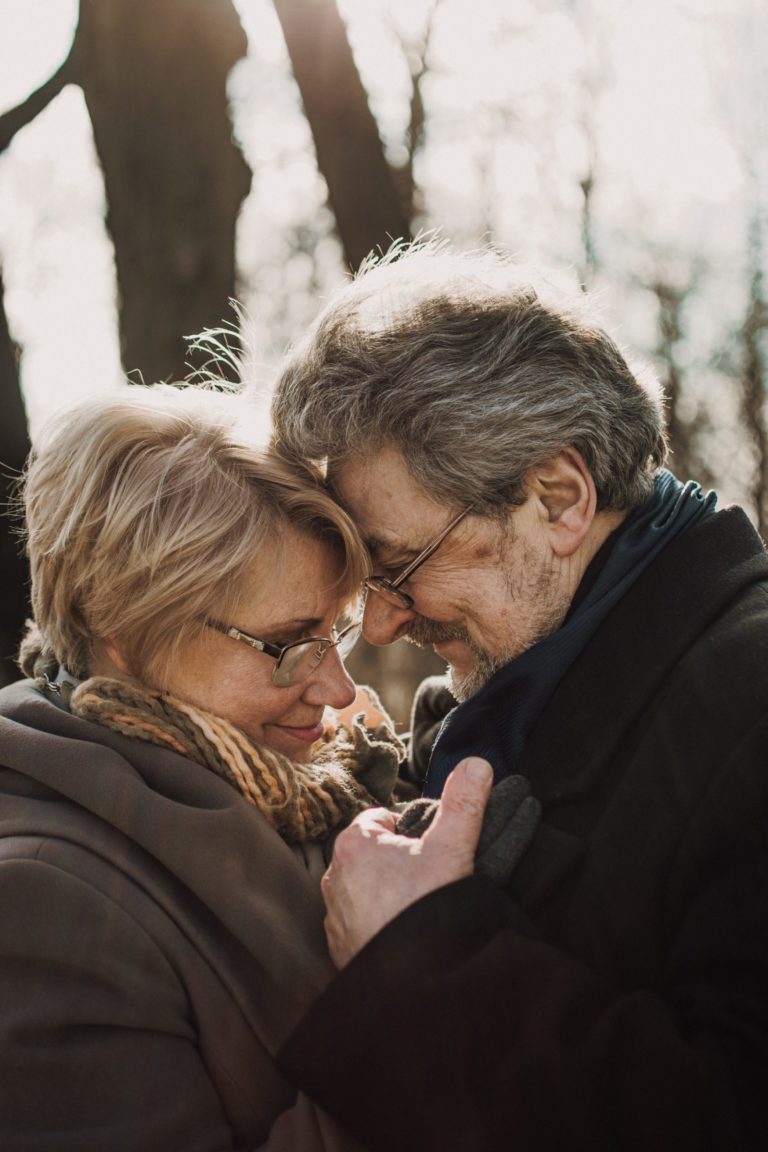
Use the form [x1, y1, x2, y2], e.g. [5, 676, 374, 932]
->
[387, 0, 441, 226]
[0, 0, 251, 386]
[346, 636, 445, 736]
[272, 0, 411, 270]
[738, 209, 768, 537]
[0, 268, 29, 685]
[568, 0, 606, 289]
[645, 263, 714, 488]
[75, 0, 251, 383]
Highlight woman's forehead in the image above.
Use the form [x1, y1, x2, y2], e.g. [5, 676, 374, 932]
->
[232, 529, 352, 628]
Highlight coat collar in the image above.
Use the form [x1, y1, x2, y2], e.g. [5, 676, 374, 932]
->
[518, 506, 768, 807]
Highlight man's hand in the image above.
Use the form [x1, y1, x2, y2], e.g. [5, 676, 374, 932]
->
[322, 757, 493, 968]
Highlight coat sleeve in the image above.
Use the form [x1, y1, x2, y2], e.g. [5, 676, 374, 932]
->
[0, 849, 369, 1152]
[279, 848, 768, 1152]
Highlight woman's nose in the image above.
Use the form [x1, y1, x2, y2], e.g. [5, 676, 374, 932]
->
[303, 645, 356, 709]
[362, 590, 416, 646]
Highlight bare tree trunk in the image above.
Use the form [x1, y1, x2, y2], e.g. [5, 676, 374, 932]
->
[653, 280, 690, 477]
[0, 270, 30, 685]
[567, 0, 605, 290]
[646, 271, 713, 487]
[272, 0, 412, 270]
[579, 164, 597, 289]
[0, 45, 79, 155]
[739, 211, 768, 537]
[75, 0, 251, 384]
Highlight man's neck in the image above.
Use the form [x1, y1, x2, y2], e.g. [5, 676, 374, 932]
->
[566, 508, 628, 605]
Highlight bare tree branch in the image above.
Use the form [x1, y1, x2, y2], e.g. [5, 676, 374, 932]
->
[388, 0, 441, 224]
[0, 40, 79, 156]
[640, 259, 714, 488]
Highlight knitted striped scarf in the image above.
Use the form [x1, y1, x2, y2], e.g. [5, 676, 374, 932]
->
[59, 674, 402, 845]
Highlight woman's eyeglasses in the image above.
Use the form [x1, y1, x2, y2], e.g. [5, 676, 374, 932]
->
[205, 618, 361, 687]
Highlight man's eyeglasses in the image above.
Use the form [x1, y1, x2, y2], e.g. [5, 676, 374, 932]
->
[364, 506, 473, 611]
[205, 618, 361, 687]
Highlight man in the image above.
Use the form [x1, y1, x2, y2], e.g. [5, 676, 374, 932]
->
[270, 243, 768, 1151]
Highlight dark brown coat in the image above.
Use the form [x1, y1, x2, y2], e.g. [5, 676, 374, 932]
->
[0, 684, 367, 1151]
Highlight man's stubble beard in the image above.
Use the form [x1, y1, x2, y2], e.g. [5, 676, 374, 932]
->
[404, 537, 570, 703]
[404, 618, 500, 702]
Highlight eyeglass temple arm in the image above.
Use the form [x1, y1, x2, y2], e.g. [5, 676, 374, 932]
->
[206, 618, 270, 654]
[391, 506, 473, 589]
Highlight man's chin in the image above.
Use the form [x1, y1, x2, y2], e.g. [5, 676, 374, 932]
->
[444, 655, 500, 703]
[446, 665, 481, 703]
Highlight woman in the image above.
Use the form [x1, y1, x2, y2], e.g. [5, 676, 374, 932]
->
[0, 384, 400, 1151]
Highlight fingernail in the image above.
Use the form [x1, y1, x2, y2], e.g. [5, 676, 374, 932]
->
[464, 757, 493, 785]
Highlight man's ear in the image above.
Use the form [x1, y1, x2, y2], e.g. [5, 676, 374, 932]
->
[528, 448, 597, 557]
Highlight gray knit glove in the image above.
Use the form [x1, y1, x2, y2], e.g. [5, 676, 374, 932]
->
[396, 774, 541, 887]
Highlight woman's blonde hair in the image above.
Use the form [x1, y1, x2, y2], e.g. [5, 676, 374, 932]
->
[21, 384, 368, 684]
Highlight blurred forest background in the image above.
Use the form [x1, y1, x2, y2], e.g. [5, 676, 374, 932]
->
[0, 0, 766, 725]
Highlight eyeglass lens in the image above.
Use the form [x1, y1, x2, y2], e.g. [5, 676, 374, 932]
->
[271, 621, 361, 687]
[364, 577, 412, 609]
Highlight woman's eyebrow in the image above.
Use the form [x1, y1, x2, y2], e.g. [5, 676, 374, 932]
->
[252, 616, 324, 638]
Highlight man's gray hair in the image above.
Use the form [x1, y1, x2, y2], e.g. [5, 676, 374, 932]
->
[271, 243, 668, 512]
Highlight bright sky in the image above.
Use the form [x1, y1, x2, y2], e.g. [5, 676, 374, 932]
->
[0, 0, 763, 453]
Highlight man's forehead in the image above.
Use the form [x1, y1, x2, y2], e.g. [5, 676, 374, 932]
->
[330, 447, 409, 501]
[337, 500, 423, 556]
[330, 448, 446, 539]
[334, 486, 446, 558]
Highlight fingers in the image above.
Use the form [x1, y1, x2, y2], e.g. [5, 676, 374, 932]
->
[347, 806, 398, 835]
[326, 807, 398, 878]
[423, 757, 493, 863]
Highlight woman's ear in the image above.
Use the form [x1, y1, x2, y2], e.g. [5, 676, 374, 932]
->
[528, 448, 597, 557]
[101, 639, 132, 677]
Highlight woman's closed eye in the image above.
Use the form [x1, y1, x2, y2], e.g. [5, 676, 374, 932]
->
[252, 623, 318, 649]
[271, 631, 319, 648]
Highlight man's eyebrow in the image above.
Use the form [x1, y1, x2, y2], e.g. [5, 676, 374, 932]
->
[365, 534, 416, 558]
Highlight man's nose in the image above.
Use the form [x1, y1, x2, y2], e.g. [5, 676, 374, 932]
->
[362, 591, 416, 646]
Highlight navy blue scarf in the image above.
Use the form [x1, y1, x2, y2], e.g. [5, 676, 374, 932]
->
[423, 471, 716, 798]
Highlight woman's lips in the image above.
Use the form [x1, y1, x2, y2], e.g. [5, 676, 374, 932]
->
[275, 721, 326, 744]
